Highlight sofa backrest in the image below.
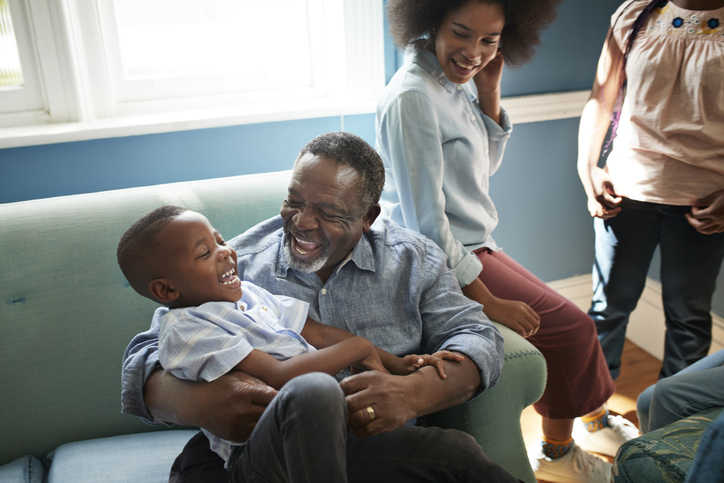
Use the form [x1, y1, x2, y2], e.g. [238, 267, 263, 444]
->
[0, 170, 292, 465]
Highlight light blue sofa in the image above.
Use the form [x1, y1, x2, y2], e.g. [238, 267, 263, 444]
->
[0, 170, 546, 482]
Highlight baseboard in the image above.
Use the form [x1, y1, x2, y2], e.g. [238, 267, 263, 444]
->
[547, 274, 724, 361]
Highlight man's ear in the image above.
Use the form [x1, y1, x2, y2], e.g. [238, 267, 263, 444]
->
[362, 204, 381, 232]
[148, 279, 180, 305]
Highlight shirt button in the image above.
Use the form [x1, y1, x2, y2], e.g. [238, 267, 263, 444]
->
[470, 115, 476, 122]
[456, 85, 463, 91]
[321, 289, 327, 295]
[485, 147, 490, 155]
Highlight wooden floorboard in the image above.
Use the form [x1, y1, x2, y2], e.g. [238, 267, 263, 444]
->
[521, 339, 661, 482]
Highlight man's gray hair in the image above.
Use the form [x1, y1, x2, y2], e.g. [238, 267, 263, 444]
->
[296, 132, 385, 214]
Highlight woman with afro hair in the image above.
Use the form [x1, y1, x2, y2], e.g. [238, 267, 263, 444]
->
[377, 1, 639, 482]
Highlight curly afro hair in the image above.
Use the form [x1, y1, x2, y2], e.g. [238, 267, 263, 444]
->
[387, 0, 562, 68]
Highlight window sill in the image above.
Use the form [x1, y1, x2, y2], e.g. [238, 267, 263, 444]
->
[0, 90, 590, 149]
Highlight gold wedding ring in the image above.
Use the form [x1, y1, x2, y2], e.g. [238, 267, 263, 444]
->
[366, 405, 376, 421]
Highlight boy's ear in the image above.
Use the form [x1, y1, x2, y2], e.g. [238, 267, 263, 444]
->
[148, 279, 180, 305]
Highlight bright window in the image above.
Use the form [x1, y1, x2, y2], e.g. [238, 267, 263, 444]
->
[0, 0, 386, 143]
[0, 0, 23, 87]
[0, 0, 48, 124]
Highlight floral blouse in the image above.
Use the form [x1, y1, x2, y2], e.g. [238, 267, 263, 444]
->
[606, 0, 724, 205]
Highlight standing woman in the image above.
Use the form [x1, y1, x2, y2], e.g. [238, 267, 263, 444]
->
[577, 0, 724, 382]
[377, 1, 637, 482]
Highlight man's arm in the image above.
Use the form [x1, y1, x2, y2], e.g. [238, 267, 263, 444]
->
[122, 308, 277, 442]
[144, 368, 276, 442]
[340, 237, 504, 436]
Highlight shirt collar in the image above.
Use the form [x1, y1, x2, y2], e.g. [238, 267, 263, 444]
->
[410, 45, 476, 100]
[274, 229, 377, 280]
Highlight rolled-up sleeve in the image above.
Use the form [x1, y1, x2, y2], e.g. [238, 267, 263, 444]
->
[418, 238, 504, 397]
[482, 107, 512, 177]
[121, 310, 165, 424]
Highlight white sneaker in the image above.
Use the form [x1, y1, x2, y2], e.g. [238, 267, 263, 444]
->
[572, 414, 640, 457]
[529, 442, 612, 483]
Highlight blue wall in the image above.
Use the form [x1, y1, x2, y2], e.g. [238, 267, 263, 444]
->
[2, 0, 618, 203]
[2, 0, 722, 315]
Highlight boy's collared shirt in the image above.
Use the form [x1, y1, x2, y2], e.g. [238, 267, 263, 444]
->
[158, 281, 311, 384]
[156, 281, 311, 462]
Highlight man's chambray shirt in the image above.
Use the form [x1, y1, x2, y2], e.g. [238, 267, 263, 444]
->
[121, 216, 504, 422]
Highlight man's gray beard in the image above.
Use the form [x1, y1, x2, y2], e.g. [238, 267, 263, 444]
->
[283, 235, 331, 274]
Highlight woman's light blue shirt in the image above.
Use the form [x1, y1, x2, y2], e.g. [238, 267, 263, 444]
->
[376, 45, 512, 287]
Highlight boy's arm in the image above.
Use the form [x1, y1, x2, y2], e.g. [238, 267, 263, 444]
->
[300, 317, 459, 377]
[301, 317, 411, 374]
[234, 336, 386, 390]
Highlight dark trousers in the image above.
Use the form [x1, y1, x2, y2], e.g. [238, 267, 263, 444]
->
[169, 375, 520, 482]
[589, 199, 724, 379]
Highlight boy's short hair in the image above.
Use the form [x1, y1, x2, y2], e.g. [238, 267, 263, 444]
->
[117, 205, 188, 299]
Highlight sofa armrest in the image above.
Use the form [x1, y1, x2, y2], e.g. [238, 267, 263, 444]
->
[424, 322, 546, 483]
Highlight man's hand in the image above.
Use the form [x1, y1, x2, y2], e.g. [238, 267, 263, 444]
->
[147, 369, 277, 443]
[340, 371, 419, 437]
[687, 189, 724, 234]
[196, 371, 277, 442]
[341, 355, 479, 438]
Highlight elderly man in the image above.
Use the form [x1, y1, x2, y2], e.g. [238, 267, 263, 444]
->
[122, 132, 513, 482]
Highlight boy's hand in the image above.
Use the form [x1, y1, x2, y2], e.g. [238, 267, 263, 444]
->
[351, 346, 389, 375]
[397, 351, 465, 379]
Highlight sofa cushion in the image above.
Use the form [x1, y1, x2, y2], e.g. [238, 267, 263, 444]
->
[0, 455, 47, 483]
[45, 430, 197, 483]
[612, 406, 724, 483]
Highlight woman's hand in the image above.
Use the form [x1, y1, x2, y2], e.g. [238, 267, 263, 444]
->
[587, 166, 622, 219]
[482, 296, 540, 338]
[474, 50, 504, 124]
[461, 278, 540, 338]
[687, 189, 724, 234]
[473, 49, 504, 94]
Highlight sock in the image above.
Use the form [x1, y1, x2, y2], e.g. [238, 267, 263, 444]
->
[581, 407, 609, 432]
[541, 437, 574, 459]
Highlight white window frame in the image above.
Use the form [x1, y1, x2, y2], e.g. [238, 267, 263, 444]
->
[0, 0, 386, 148]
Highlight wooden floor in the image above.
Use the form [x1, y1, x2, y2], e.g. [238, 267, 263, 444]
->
[521, 339, 661, 482]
